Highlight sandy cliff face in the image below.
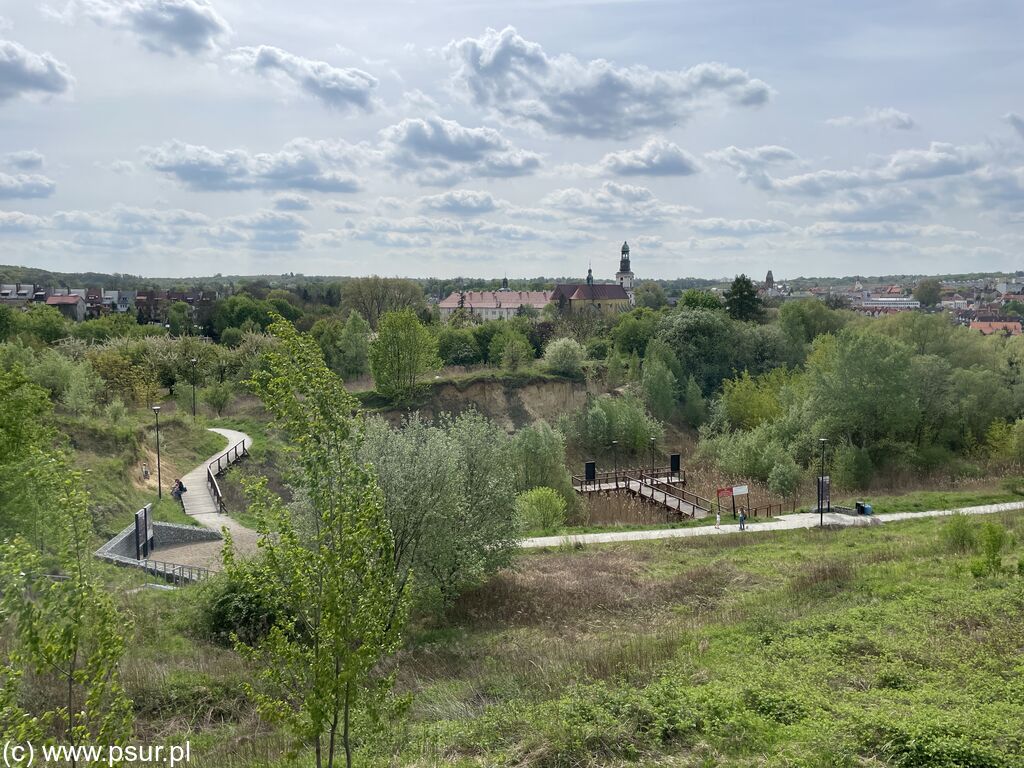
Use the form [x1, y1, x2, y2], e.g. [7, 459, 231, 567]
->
[376, 376, 601, 430]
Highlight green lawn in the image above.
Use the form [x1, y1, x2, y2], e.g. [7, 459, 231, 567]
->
[111, 509, 1024, 767]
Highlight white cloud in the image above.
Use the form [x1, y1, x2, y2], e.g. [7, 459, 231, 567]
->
[541, 181, 697, 223]
[142, 138, 366, 192]
[445, 26, 771, 139]
[706, 145, 799, 189]
[52, 0, 230, 56]
[272, 193, 312, 211]
[3, 150, 44, 170]
[689, 218, 790, 236]
[1006, 112, 1024, 140]
[770, 142, 983, 195]
[0, 39, 73, 102]
[825, 106, 917, 131]
[0, 211, 47, 232]
[418, 189, 501, 215]
[380, 115, 540, 185]
[228, 45, 378, 112]
[0, 172, 56, 199]
[598, 138, 700, 177]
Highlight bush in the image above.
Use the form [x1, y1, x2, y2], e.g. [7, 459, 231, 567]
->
[201, 382, 233, 416]
[978, 521, 1008, 573]
[940, 514, 977, 554]
[515, 487, 567, 534]
[437, 327, 481, 366]
[561, 393, 664, 455]
[544, 337, 585, 377]
[585, 337, 609, 360]
[501, 336, 534, 371]
[191, 558, 282, 646]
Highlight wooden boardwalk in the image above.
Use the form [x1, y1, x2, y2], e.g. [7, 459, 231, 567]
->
[573, 468, 715, 519]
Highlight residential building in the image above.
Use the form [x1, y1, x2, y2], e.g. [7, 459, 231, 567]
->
[438, 281, 552, 321]
[0, 284, 35, 307]
[45, 294, 86, 322]
[971, 320, 1022, 336]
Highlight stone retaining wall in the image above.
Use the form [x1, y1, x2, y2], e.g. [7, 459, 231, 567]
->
[95, 520, 222, 573]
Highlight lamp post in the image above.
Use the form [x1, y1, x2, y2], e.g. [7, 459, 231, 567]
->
[190, 357, 198, 423]
[152, 405, 162, 499]
[818, 437, 827, 527]
[611, 440, 619, 490]
[649, 437, 656, 478]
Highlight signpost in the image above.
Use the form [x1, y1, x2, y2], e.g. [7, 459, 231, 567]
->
[717, 485, 749, 519]
[817, 475, 831, 525]
[135, 503, 155, 559]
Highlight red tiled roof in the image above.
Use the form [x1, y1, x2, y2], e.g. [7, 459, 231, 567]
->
[46, 295, 83, 305]
[438, 290, 551, 310]
[970, 320, 1022, 336]
[568, 284, 630, 301]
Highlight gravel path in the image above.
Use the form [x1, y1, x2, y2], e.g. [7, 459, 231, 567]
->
[160, 428, 259, 570]
[520, 501, 1024, 548]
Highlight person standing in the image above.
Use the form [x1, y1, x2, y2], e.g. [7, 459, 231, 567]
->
[738, 509, 746, 531]
[715, 511, 721, 529]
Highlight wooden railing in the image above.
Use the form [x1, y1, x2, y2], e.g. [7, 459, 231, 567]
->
[744, 502, 783, 518]
[142, 559, 212, 585]
[572, 466, 684, 490]
[640, 476, 715, 514]
[211, 439, 248, 475]
[206, 439, 247, 513]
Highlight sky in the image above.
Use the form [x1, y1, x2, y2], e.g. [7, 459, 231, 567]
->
[0, 0, 1022, 280]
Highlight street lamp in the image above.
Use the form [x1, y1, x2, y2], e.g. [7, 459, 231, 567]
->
[818, 437, 827, 527]
[611, 440, 620, 490]
[190, 357, 198, 423]
[152, 405, 162, 499]
[649, 436, 656, 478]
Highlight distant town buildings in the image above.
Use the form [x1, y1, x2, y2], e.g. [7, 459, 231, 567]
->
[0, 283, 218, 325]
[439, 241, 635, 321]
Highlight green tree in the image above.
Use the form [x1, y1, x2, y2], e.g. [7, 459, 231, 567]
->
[510, 420, 577, 509]
[167, 301, 191, 336]
[201, 382, 233, 416]
[0, 448, 132, 757]
[723, 274, 764, 322]
[502, 336, 533, 371]
[913, 278, 942, 307]
[341, 276, 425, 329]
[610, 308, 658, 355]
[641, 357, 678, 421]
[369, 309, 441, 402]
[437, 326, 481, 366]
[680, 375, 707, 427]
[680, 289, 723, 310]
[0, 304, 14, 341]
[15, 303, 68, 343]
[233, 315, 408, 768]
[360, 411, 519, 606]
[515, 487, 567, 534]
[544, 337, 585, 377]
[336, 311, 371, 378]
[634, 281, 668, 309]
[778, 299, 848, 346]
[0, 366, 53, 538]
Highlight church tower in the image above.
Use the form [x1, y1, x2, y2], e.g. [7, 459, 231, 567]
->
[615, 241, 635, 304]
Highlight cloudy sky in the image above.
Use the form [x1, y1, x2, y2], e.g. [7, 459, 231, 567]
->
[1, 0, 1022, 280]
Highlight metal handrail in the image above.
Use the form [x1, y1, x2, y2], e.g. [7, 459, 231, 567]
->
[205, 439, 247, 512]
[142, 559, 212, 585]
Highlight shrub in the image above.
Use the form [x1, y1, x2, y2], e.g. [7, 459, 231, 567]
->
[561, 393, 664, 455]
[940, 514, 977, 554]
[515, 487, 567, 534]
[544, 337, 585, 377]
[585, 337, 609, 360]
[201, 382, 233, 416]
[501, 336, 534, 371]
[978, 521, 1007, 573]
[191, 558, 282, 646]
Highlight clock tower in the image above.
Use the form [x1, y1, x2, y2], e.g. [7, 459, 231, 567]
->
[615, 241, 635, 304]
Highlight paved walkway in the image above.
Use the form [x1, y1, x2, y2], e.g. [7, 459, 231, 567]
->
[520, 500, 1024, 548]
[160, 428, 258, 570]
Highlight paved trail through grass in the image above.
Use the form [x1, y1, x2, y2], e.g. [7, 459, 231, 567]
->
[152, 427, 258, 570]
[520, 501, 1024, 548]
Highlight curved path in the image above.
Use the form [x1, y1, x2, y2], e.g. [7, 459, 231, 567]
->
[520, 501, 1024, 548]
[153, 428, 259, 570]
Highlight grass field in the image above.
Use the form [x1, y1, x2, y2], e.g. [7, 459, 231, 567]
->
[109, 509, 1024, 767]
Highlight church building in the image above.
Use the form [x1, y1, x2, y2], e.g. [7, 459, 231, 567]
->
[550, 241, 634, 314]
